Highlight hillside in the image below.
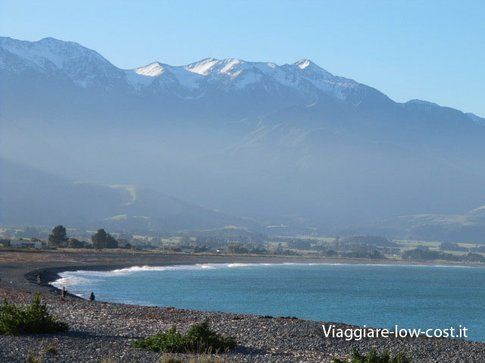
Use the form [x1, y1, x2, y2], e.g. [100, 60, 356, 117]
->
[0, 158, 253, 232]
[2, 36, 485, 233]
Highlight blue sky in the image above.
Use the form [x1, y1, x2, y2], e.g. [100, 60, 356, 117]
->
[1, 0, 484, 116]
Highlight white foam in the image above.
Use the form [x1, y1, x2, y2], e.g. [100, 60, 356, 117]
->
[226, 263, 271, 267]
[50, 272, 100, 297]
[50, 262, 480, 291]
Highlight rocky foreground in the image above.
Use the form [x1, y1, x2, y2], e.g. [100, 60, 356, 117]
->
[0, 250, 483, 362]
[0, 286, 484, 362]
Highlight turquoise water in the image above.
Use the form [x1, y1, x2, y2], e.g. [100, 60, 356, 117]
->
[53, 263, 485, 341]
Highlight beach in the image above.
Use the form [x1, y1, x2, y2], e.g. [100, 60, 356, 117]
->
[0, 249, 484, 362]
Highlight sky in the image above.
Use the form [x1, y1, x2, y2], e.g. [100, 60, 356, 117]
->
[1, 0, 484, 116]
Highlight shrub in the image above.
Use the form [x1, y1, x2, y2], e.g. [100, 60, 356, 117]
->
[334, 347, 411, 363]
[184, 320, 236, 353]
[135, 326, 186, 353]
[134, 320, 236, 354]
[25, 352, 42, 363]
[0, 294, 68, 335]
[43, 339, 59, 355]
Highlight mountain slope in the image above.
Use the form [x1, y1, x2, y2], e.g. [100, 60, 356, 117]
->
[348, 205, 485, 244]
[0, 36, 389, 114]
[0, 158, 253, 232]
[1, 36, 485, 233]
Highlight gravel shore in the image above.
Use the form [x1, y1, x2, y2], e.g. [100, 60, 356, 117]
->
[0, 249, 483, 362]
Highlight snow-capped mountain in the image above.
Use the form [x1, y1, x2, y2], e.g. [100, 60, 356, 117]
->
[0, 37, 125, 87]
[134, 56, 375, 102]
[1, 35, 479, 123]
[0, 36, 377, 103]
[2, 36, 485, 236]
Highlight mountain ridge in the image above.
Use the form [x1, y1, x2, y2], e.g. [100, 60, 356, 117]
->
[4, 35, 481, 118]
[2, 36, 485, 237]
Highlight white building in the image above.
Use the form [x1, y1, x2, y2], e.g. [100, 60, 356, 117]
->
[10, 239, 44, 249]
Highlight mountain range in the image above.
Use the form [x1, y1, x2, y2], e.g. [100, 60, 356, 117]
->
[2, 36, 485, 240]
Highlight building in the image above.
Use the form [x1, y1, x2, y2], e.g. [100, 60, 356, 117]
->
[10, 239, 44, 249]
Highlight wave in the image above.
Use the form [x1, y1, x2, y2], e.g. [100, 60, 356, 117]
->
[49, 262, 308, 289]
[50, 261, 480, 291]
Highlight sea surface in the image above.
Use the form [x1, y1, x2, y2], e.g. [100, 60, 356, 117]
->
[52, 263, 485, 341]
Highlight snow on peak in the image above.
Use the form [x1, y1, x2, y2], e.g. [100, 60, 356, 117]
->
[293, 58, 332, 77]
[185, 58, 255, 86]
[0, 36, 121, 87]
[135, 62, 165, 77]
[220, 58, 244, 74]
[186, 58, 250, 78]
[129, 56, 358, 95]
[0, 36, 107, 69]
[295, 59, 313, 70]
[1, 36, 364, 99]
[129, 61, 205, 91]
[185, 58, 219, 75]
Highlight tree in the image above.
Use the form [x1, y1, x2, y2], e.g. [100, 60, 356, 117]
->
[92, 229, 107, 249]
[67, 238, 88, 248]
[106, 234, 118, 249]
[48, 225, 67, 247]
[91, 229, 118, 249]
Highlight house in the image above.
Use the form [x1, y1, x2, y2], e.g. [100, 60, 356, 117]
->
[10, 239, 44, 249]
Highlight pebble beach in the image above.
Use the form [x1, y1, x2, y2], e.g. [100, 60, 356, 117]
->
[0, 249, 483, 362]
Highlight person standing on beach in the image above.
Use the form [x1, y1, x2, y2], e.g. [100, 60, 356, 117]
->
[61, 286, 67, 300]
[89, 292, 95, 301]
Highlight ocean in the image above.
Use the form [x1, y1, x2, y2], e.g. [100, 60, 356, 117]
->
[52, 263, 485, 341]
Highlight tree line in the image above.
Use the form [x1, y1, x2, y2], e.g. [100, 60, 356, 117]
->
[48, 225, 121, 249]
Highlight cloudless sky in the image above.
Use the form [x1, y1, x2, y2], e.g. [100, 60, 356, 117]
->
[1, 0, 484, 116]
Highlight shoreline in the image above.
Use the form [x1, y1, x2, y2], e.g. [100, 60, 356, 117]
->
[1, 249, 484, 362]
[44, 260, 483, 297]
[27, 251, 484, 289]
[41, 258, 484, 301]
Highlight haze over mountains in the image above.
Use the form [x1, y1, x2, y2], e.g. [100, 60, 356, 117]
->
[2, 36, 485, 240]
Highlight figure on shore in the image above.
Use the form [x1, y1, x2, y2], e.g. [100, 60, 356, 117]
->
[36, 273, 41, 284]
[89, 292, 95, 301]
[61, 286, 67, 300]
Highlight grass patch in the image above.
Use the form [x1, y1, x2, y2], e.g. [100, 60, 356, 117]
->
[334, 347, 411, 363]
[134, 320, 236, 354]
[25, 352, 42, 363]
[43, 339, 59, 355]
[0, 294, 68, 335]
